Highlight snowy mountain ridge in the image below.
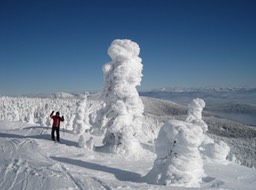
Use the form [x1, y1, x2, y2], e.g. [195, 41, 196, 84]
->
[140, 87, 256, 104]
[140, 87, 256, 126]
[146, 87, 256, 93]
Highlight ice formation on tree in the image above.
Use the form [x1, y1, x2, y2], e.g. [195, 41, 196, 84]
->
[145, 99, 206, 187]
[0, 96, 78, 127]
[72, 94, 90, 134]
[186, 99, 230, 161]
[202, 139, 230, 161]
[186, 98, 208, 132]
[145, 98, 231, 187]
[145, 119, 205, 187]
[93, 39, 145, 157]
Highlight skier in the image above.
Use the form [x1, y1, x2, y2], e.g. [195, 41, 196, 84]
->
[50, 111, 64, 142]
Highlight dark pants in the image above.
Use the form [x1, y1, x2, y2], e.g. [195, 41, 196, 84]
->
[51, 127, 60, 141]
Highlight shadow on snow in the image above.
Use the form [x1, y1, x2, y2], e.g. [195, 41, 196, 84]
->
[51, 156, 142, 183]
[0, 126, 78, 147]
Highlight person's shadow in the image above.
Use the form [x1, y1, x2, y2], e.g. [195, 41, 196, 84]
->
[0, 126, 78, 147]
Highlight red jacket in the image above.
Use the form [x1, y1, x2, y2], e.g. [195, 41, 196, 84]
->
[50, 113, 64, 128]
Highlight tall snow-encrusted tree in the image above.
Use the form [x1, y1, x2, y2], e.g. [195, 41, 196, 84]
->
[93, 39, 145, 157]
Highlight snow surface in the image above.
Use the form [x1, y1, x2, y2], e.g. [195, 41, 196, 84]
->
[0, 95, 256, 189]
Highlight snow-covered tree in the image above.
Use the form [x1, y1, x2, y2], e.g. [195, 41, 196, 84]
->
[145, 119, 205, 187]
[186, 98, 208, 132]
[146, 98, 231, 187]
[93, 39, 145, 157]
[72, 94, 90, 135]
[186, 99, 230, 161]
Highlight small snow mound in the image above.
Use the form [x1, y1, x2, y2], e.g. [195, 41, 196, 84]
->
[78, 135, 95, 150]
[203, 140, 230, 161]
[86, 137, 95, 150]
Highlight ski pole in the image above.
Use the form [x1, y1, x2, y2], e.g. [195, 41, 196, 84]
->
[63, 125, 65, 137]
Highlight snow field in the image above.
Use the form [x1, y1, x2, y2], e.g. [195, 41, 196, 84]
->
[0, 118, 256, 190]
[0, 95, 233, 188]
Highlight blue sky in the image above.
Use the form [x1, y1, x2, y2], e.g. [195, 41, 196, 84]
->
[0, 0, 256, 96]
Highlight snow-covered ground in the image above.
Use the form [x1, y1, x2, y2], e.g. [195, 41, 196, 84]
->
[1, 39, 255, 189]
[0, 94, 256, 190]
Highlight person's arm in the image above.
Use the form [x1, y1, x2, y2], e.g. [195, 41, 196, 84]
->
[50, 111, 54, 118]
[61, 116, 64, 122]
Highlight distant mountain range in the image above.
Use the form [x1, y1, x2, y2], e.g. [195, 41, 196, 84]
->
[139, 87, 256, 105]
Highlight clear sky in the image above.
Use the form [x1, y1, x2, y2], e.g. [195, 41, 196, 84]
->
[1, 0, 256, 96]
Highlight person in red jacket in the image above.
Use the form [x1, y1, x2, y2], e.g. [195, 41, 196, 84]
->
[50, 111, 64, 142]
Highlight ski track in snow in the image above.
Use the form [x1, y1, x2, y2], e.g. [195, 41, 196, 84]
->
[0, 118, 256, 189]
[0, 121, 120, 190]
[0, 124, 68, 189]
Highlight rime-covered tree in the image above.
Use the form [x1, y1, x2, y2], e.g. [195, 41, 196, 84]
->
[186, 98, 208, 132]
[93, 39, 145, 158]
[73, 94, 90, 135]
[145, 120, 205, 187]
[186, 99, 230, 161]
[145, 98, 230, 187]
